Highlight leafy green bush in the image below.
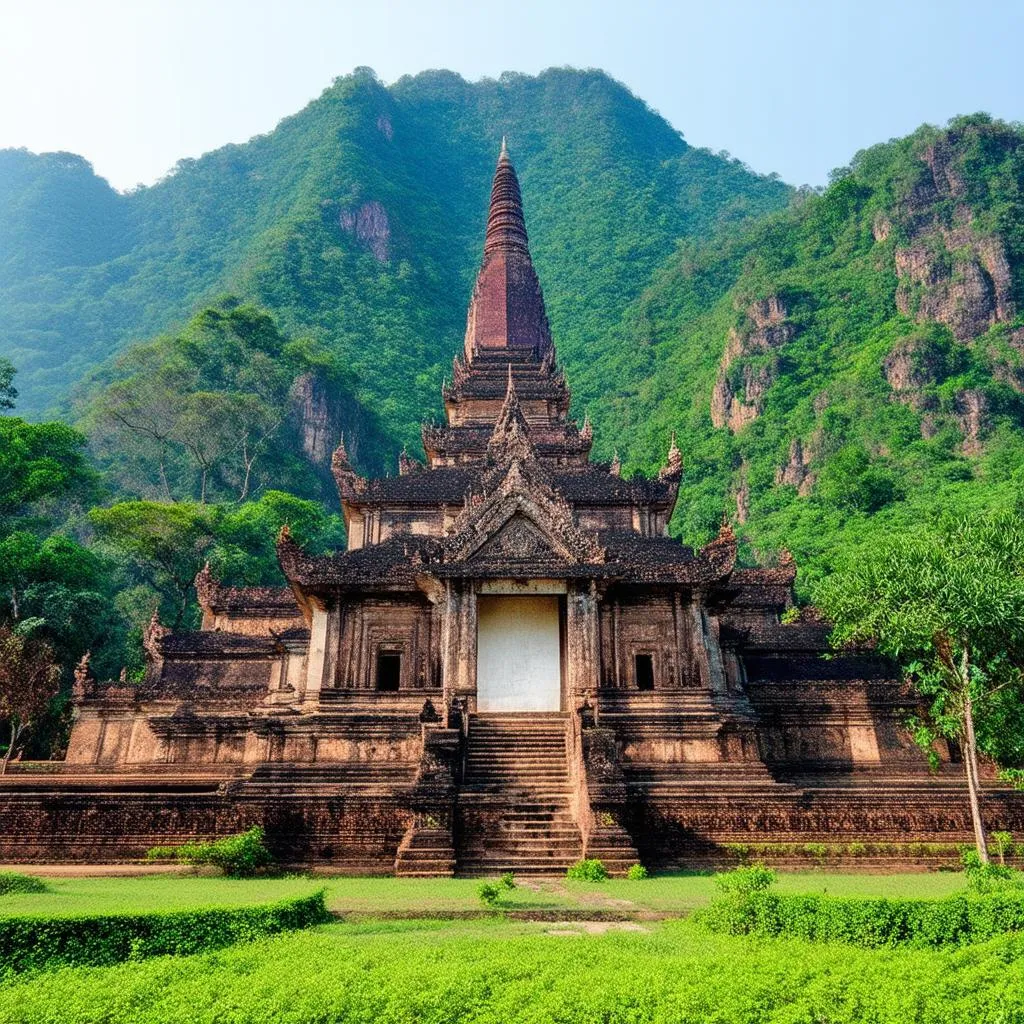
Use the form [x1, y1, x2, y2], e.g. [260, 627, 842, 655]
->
[713, 865, 776, 895]
[697, 889, 1024, 948]
[477, 883, 502, 907]
[145, 827, 273, 878]
[989, 831, 1014, 865]
[0, 891, 329, 973]
[626, 864, 649, 880]
[0, 872, 48, 895]
[566, 859, 609, 882]
[498, 872, 516, 891]
[961, 847, 1024, 894]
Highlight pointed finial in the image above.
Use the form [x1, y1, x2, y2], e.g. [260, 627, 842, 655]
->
[610, 451, 621, 477]
[580, 414, 592, 444]
[500, 135, 508, 158]
[659, 431, 683, 479]
[718, 512, 736, 542]
[332, 433, 349, 469]
[506, 362, 515, 396]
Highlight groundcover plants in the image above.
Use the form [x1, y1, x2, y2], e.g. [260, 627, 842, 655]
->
[1, 917, 1022, 1024]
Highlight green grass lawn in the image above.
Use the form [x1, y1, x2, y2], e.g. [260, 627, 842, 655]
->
[0, 870, 970, 919]
[1, 915, 1021, 1024]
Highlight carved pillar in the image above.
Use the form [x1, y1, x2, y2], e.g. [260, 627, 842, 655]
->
[441, 582, 478, 707]
[304, 599, 339, 700]
[566, 581, 600, 706]
[688, 595, 728, 694]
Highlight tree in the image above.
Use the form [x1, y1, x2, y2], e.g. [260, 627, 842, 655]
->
[815, 510, 1024, 861]
[0, 358, 17, 411]
[0, 418, 94, 521]
[0, 623, 62, 773]
[89, 502, 218, 627]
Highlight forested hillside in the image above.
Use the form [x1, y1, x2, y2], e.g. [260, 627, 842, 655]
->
[3, 69, 1024, 739]
[582, 114, 1024, 595]
[0, 67, 788, 433]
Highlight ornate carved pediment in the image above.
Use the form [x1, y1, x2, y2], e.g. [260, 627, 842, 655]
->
[471, 513, 565, 565]
[437, 461, 605, 568]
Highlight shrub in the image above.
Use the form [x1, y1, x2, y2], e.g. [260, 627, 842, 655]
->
[803, 842, 829, 865]
[696, 889, 1024, 948]
[146, 827, 273, 877]
[990, 831, 1014, 865]
[714, 865, 776, 896]
[477, 883, 502, 907]
[144, 846, 178, 862]
[498, 872, 516, 890]
[0, 872, 47, 895]
[962, 847, 1023, 894]
[0, 891, 329, 973]
[566, 859, 609, 882]
[626, 864, 649, 880]
[846, 842, 867, 857]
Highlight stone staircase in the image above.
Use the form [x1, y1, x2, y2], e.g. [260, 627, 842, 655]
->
[456, 714, 583, 876]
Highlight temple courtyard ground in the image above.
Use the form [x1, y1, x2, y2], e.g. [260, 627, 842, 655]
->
[1, 872, 1020, 1023]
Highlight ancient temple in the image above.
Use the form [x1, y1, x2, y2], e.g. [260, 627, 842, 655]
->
[3, 142, 1022, 873]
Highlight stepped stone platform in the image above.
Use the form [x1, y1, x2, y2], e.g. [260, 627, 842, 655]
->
[456, 714, 584, 876]
[3, 139, 1024, 874]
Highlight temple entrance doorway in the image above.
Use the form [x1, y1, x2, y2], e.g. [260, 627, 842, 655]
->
[476, 595, 562, 712]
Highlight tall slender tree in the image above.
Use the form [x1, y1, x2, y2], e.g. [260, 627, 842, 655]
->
[816, 510, 1024, 861]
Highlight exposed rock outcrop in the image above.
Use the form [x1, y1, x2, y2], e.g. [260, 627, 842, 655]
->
[892, 136, 1016, 342]
[339, 200, 391, 262]
[710, 296, 796, 432]
[954, 388, 990, 456]
[291, 372, 369, 470]
[882, 337, 941, 411]
[774, 439, 816, 496]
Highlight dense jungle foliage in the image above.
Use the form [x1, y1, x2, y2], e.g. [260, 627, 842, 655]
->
[2, 69, 1024, 765]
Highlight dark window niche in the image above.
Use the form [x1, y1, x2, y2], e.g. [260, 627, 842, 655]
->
[376, 652, 401, 691]
[634, 653, 654, 691]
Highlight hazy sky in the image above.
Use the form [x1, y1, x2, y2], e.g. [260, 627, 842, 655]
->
[2, 0, 1021, 191]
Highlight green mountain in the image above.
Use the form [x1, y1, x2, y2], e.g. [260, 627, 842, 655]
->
[5, 71, 1024, 601]
[582, 114, 1024, 594]
[0, 67, 788, 438]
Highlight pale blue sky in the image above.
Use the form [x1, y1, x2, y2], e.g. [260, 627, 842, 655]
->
[1, 0, 1021, 191]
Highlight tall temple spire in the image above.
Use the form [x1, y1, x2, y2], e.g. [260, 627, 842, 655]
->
[484, 138, 529, 257]
[463, 140, 553, 358]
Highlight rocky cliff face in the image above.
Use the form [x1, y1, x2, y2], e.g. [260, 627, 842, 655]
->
[291, 372, 374, 473]
[893, 137, 1016, 343]
[711, 296, 796, 432]
[339, 201, 391, 263]
[774, 438, 816, 496]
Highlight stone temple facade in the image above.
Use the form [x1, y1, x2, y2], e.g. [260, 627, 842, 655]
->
[4, 142, 1023, 874]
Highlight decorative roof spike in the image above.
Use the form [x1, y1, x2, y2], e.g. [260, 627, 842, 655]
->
[331, 434, 350, 470]
[398, 447, 422, 476]
[72, 651, 93, 702]
[143, 609, 170, 662]
[580, 414, 593, 444]
[331, 433, 367, 496]
[194, 561, 217, 606]
[609, 451, 621, 477]
[500, 135, 508, 159]
[779, 548, 795, 567]
[487, 365, 535, 464]
[659, 432, 684, 479]
[717, 513, 736, 543]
